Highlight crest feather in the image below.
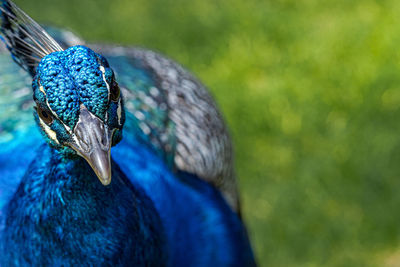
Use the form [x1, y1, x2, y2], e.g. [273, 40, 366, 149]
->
[0, 0, 63, 76]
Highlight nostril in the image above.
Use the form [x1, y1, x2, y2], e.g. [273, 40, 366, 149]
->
[93, 122, 109, 150]
[99, 129, 109, 149]
[75, 125, 90, 152]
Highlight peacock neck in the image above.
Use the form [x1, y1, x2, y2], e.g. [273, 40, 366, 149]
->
[32, 144, 106, 189]
[1, 143, 166, 266]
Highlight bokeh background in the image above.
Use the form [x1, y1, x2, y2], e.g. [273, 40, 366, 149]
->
[12, 0, 400, 266]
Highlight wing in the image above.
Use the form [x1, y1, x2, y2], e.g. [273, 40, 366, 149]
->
[90, 44, 240, 212]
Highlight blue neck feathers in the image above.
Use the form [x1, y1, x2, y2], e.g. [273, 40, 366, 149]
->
[0, 137, 255, 266]
[0, 144, 166, 266]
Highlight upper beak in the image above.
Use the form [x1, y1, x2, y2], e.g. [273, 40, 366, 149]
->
[69, 104, 113, 185]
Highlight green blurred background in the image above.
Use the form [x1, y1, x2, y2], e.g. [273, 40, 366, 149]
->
[13, 0, 400, 266]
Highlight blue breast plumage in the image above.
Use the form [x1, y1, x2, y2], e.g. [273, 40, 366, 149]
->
[0, 1, 255, 266]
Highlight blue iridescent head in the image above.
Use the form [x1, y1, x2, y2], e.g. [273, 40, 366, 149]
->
[33, 46, 125, 184]
[0, 1, 125, 185]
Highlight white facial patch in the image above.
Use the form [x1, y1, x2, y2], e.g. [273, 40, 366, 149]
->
[38, 80, 72, 134]
[99, 65, 111, 98]
[39, 85, 46, 95]
[42, 98, 73, 134]
[100, 65, 122, 126]
[39, 117, 59, 144]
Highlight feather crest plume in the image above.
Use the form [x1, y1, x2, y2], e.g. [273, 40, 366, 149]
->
[0, 0, 63, 75]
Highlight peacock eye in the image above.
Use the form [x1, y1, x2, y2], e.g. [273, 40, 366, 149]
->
[110, 82, 120, 102]
[36, 106, 54, 125]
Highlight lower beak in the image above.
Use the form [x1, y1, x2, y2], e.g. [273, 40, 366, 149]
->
[69, 104, 113, 185]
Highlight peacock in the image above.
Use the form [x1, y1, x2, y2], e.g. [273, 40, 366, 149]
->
[0, 0, 256, 266]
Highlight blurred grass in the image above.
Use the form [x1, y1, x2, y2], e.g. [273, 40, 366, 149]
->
[13, 0, 400, 266]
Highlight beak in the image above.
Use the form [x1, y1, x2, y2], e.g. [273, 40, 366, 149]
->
[69, 104, 113, 185]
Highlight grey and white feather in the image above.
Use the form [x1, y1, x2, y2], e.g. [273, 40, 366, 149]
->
[91, 44, 240, 212]
[0, 25, 241, 213]
[0, 0, 62, 75]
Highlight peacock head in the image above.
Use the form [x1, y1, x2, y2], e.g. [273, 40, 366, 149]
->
[0, 0, 126, 185]
[32, 45, 125, 185]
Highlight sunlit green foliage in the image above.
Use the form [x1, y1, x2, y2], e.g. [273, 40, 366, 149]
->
[14, 0, 400, 266]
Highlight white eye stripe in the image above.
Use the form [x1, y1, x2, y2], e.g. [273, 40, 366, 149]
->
[39, 85, 46, 95]
[100, 64, 122, 126]
[38, 79, 73, 134]
[38, 117, 59, 145]
[43, 98, 72, 134]
[99, 65, 111, 99]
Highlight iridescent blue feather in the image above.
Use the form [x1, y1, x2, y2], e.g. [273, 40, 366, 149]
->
[0, 1, 255, 265]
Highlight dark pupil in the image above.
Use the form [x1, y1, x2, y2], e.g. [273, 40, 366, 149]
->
[42, 110, 48, 118]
